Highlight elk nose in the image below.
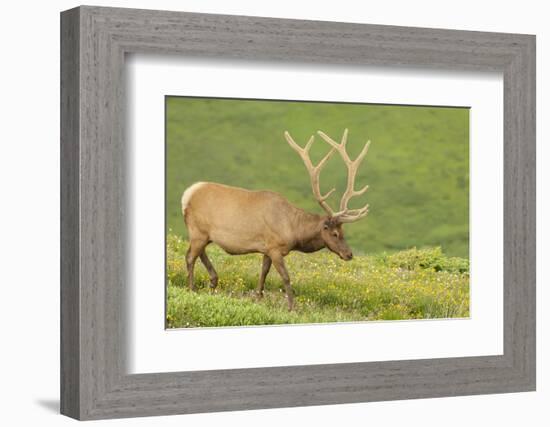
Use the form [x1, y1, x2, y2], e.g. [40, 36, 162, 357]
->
[342, 252, 353, 261]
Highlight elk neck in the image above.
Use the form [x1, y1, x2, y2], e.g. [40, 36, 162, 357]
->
[291, 210, 326, 253]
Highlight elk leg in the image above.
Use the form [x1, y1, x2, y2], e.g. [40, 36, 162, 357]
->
[257, 255, 272, 298]
[270, 253, 294, 311]
[186, 239, 207, 291]
[199, 250, 218, 289]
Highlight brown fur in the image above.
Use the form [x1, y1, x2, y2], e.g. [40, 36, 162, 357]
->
[182, 182, 353, 310]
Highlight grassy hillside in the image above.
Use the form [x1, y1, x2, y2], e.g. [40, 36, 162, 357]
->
[166, 235, 469, 328]
[166, 97, 469, 257]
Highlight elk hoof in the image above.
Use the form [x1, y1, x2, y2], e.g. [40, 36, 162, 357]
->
[256, 291, 264, 300]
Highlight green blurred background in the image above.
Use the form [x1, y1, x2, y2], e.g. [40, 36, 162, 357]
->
[166, 97, 469, 258]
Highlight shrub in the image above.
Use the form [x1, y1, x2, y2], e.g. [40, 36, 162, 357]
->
[380, 247, 469, 274]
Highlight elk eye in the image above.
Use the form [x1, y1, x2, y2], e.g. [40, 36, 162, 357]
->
[323, 224, 329, 230]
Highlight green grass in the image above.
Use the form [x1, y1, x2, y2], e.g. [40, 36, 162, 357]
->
[166, 97, 469, 258]
[166, 234, 470, 328]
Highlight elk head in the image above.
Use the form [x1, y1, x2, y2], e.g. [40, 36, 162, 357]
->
[284, 129, 371, 260]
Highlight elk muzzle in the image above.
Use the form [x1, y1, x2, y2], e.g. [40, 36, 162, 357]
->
[340, 251, 353, 261]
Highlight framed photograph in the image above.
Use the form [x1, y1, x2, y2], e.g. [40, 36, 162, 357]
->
[164, 97, 470, 327]
[60, 5, 536, 420]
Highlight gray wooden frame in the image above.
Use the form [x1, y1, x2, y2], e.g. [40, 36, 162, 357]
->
[60, 5, 536, 421]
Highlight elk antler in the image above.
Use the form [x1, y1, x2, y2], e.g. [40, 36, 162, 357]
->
[284, 131, 337, 216]
[317, 129, 370, 223]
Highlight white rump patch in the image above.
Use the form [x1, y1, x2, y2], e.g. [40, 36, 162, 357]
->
[181, 182, 207, 215]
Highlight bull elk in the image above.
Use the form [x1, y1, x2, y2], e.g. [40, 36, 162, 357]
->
[181, 129, 371, 310]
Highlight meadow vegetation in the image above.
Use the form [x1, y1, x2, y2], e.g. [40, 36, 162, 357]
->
[166, 234, 469, 328]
